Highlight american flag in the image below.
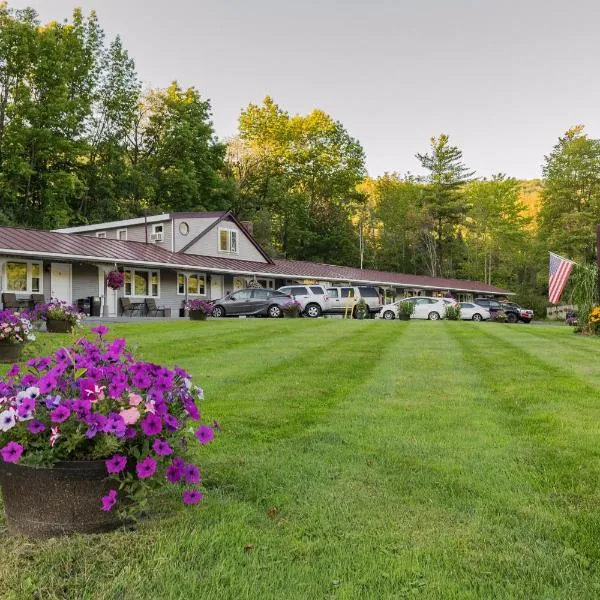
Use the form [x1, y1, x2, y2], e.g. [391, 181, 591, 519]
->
[548, 252, 575, 305]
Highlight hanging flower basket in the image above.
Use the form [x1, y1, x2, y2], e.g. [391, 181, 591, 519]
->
[106, 270, 125, 291]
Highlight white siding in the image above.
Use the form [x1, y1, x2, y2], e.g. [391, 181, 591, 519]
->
[173, 217, 219, 252]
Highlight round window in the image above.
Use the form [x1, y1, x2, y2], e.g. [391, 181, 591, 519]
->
[179, 222, 190, 236]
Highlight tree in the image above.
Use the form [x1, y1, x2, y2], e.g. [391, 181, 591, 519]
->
[538, 125, 600, 263]
[416, 135, 474, 276]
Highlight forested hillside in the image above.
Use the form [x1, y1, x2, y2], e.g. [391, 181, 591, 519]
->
[1, 5, 597, 312]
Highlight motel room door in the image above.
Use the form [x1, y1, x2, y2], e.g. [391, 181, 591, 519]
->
[50, 263, 72, 303]
[210, 274, 224, 300]
[98, 269, 118, 316]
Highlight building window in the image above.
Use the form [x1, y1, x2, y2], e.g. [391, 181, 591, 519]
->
[152, 224, 164, 235]
[117, 229, 127, 241]
[218, 228, 238, 254]
[123, 269, 159, 297]
[4, 261, 43, 293]
[177, 272, 206, 296]
[96, 231, 107, 238]
[179, 222, 189, 236]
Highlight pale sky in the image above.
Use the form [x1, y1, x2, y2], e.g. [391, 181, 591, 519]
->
[9, 0, 600, 179]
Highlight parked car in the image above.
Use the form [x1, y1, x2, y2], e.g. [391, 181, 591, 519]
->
[277, 285, 328, 317]
[458, 302, 491, 321]
[325, 286, 383, 317]
[378, 296, 448, 320]
[501, 301, 534, 323]
[473, 298, 533, 324]
[211, 288, 293, 318]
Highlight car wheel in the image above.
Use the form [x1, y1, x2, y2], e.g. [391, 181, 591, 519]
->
[268, 304, 283, 318]
[212, 305, 225, 318]
[472, 313, 483, 322]
[428, 311, 440, 321]
[506, 313, 518, 324]
[304, 303, 321, 318]
[383, 310, 395, 320]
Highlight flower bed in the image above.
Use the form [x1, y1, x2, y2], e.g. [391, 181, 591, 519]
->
[0, 325, 217, 535]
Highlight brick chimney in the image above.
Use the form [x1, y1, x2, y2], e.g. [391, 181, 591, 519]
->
[240, 220, 253, 235]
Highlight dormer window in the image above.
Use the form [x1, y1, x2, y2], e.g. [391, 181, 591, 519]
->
[218, 228, 238, 254]
[96, 231, 107, 238]
[151, 224, 164, 243]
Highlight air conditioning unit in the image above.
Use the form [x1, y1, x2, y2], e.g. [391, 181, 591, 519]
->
[150, 232, 163, 242]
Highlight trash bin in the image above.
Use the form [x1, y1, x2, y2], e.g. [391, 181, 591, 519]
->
[77, 298, 91, 316]
[89, 296, 102, 317]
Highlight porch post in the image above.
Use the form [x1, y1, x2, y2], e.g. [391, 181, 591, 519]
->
[102, 266, 110, 317]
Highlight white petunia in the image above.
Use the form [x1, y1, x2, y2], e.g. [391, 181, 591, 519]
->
[0, 409, 16, 432]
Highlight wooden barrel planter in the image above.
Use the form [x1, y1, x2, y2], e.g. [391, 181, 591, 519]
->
[189, 310, 207, 321]
[46, 319, 74, 333]
[0, 460, 125, 538]
[398, 314, 411, 321]
[0, 343, 22, 363]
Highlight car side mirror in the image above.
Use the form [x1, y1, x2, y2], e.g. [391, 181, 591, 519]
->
[230, 296, 236, 301]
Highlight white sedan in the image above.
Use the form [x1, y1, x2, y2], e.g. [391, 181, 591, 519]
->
[378, 296, 449, 320]
[459, 302, 490, 321]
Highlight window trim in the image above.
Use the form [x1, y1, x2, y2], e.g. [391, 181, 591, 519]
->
[151, 223, 164, 235]
[117, 228, 127, 241]
[3, 260, 43, 294]
[176, 272, 206, 296]
[218, 227, 239, 254]
[123, 268, 160, 298]
[96, 231, 107, 239]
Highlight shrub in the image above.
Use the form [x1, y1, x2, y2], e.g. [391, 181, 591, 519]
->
[445, 304, 461, 320]
[354, 299, 369, 319]
[492, 310, 506, 323]
[0, 310, 36, 345]
[0, 326, 217, 516]
[398, 301, 415, 317]
[282, 300, 302, 317]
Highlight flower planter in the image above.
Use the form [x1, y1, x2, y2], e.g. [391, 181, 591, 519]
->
[398, 314, 411, 321]
[189, 310, 207, 321]
[0, 343, 22, 363]
[46, 318, 74, 333]
[0, 460, 124, 538]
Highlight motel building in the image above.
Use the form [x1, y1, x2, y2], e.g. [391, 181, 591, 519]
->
[0, 211, 511, 315]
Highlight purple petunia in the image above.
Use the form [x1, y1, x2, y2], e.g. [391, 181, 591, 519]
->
[27, 420, 46, 434]
[103, 412, 126, 438]
[165, 464, 183, 483]
[85, 413, 107, 439]
[183, 463, 201, 484]
[38, 375, 58, 395]
[195, 425, 214, 445]
[164, 414, 179, 432]
[136, 456, 157, 479]
[105, 454, 127, 474]
[1, 441, 23, 463]
[101, 489, 117, 511]
[182, 489, 203, 505]
[50, 405, 71, 423]
[91, 324, 109, 336]
[152, 438, 173, 456]
[6, 364, 19, 378]
[16, 397, 35, 418]
[140, 413, 162, 436]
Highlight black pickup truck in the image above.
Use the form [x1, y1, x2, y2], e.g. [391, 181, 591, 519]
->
[474, 298, 534, 324]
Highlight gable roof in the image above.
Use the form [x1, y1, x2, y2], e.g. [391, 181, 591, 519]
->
[179, 210, 273, 263]
[0, 226, 512, 296]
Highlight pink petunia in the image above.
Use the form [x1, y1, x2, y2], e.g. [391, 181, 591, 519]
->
[119, 407, 140, 425]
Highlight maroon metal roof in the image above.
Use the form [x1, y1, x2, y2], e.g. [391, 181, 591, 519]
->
[0, 226, 512, 295]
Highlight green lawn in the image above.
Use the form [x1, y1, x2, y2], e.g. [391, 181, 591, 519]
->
[2, 320, 600, 599]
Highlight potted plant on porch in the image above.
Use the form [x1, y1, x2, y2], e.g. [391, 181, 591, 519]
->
[0, 310, 36, 363]
[0, 325, 217, 538]
[31, 299, 85, 333]
[184, 299, 213, 321]
[397, 301, 415, 321]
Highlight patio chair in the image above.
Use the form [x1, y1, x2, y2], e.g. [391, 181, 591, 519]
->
[2, 293, 20, 312]
[120, 298, 139, 317]
[145, 298, 166, 317]
[30, 294, 45, 307]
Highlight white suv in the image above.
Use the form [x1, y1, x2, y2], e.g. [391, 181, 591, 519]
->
[325, 286, 383, 317]
[277, 285, 328, 318]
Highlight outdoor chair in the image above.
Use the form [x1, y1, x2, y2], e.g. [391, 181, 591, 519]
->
[30, 294, 45, 307]
[145, 298, 167, 317]
[2, 293, 21, 312]
[120, 298, 140, 317]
